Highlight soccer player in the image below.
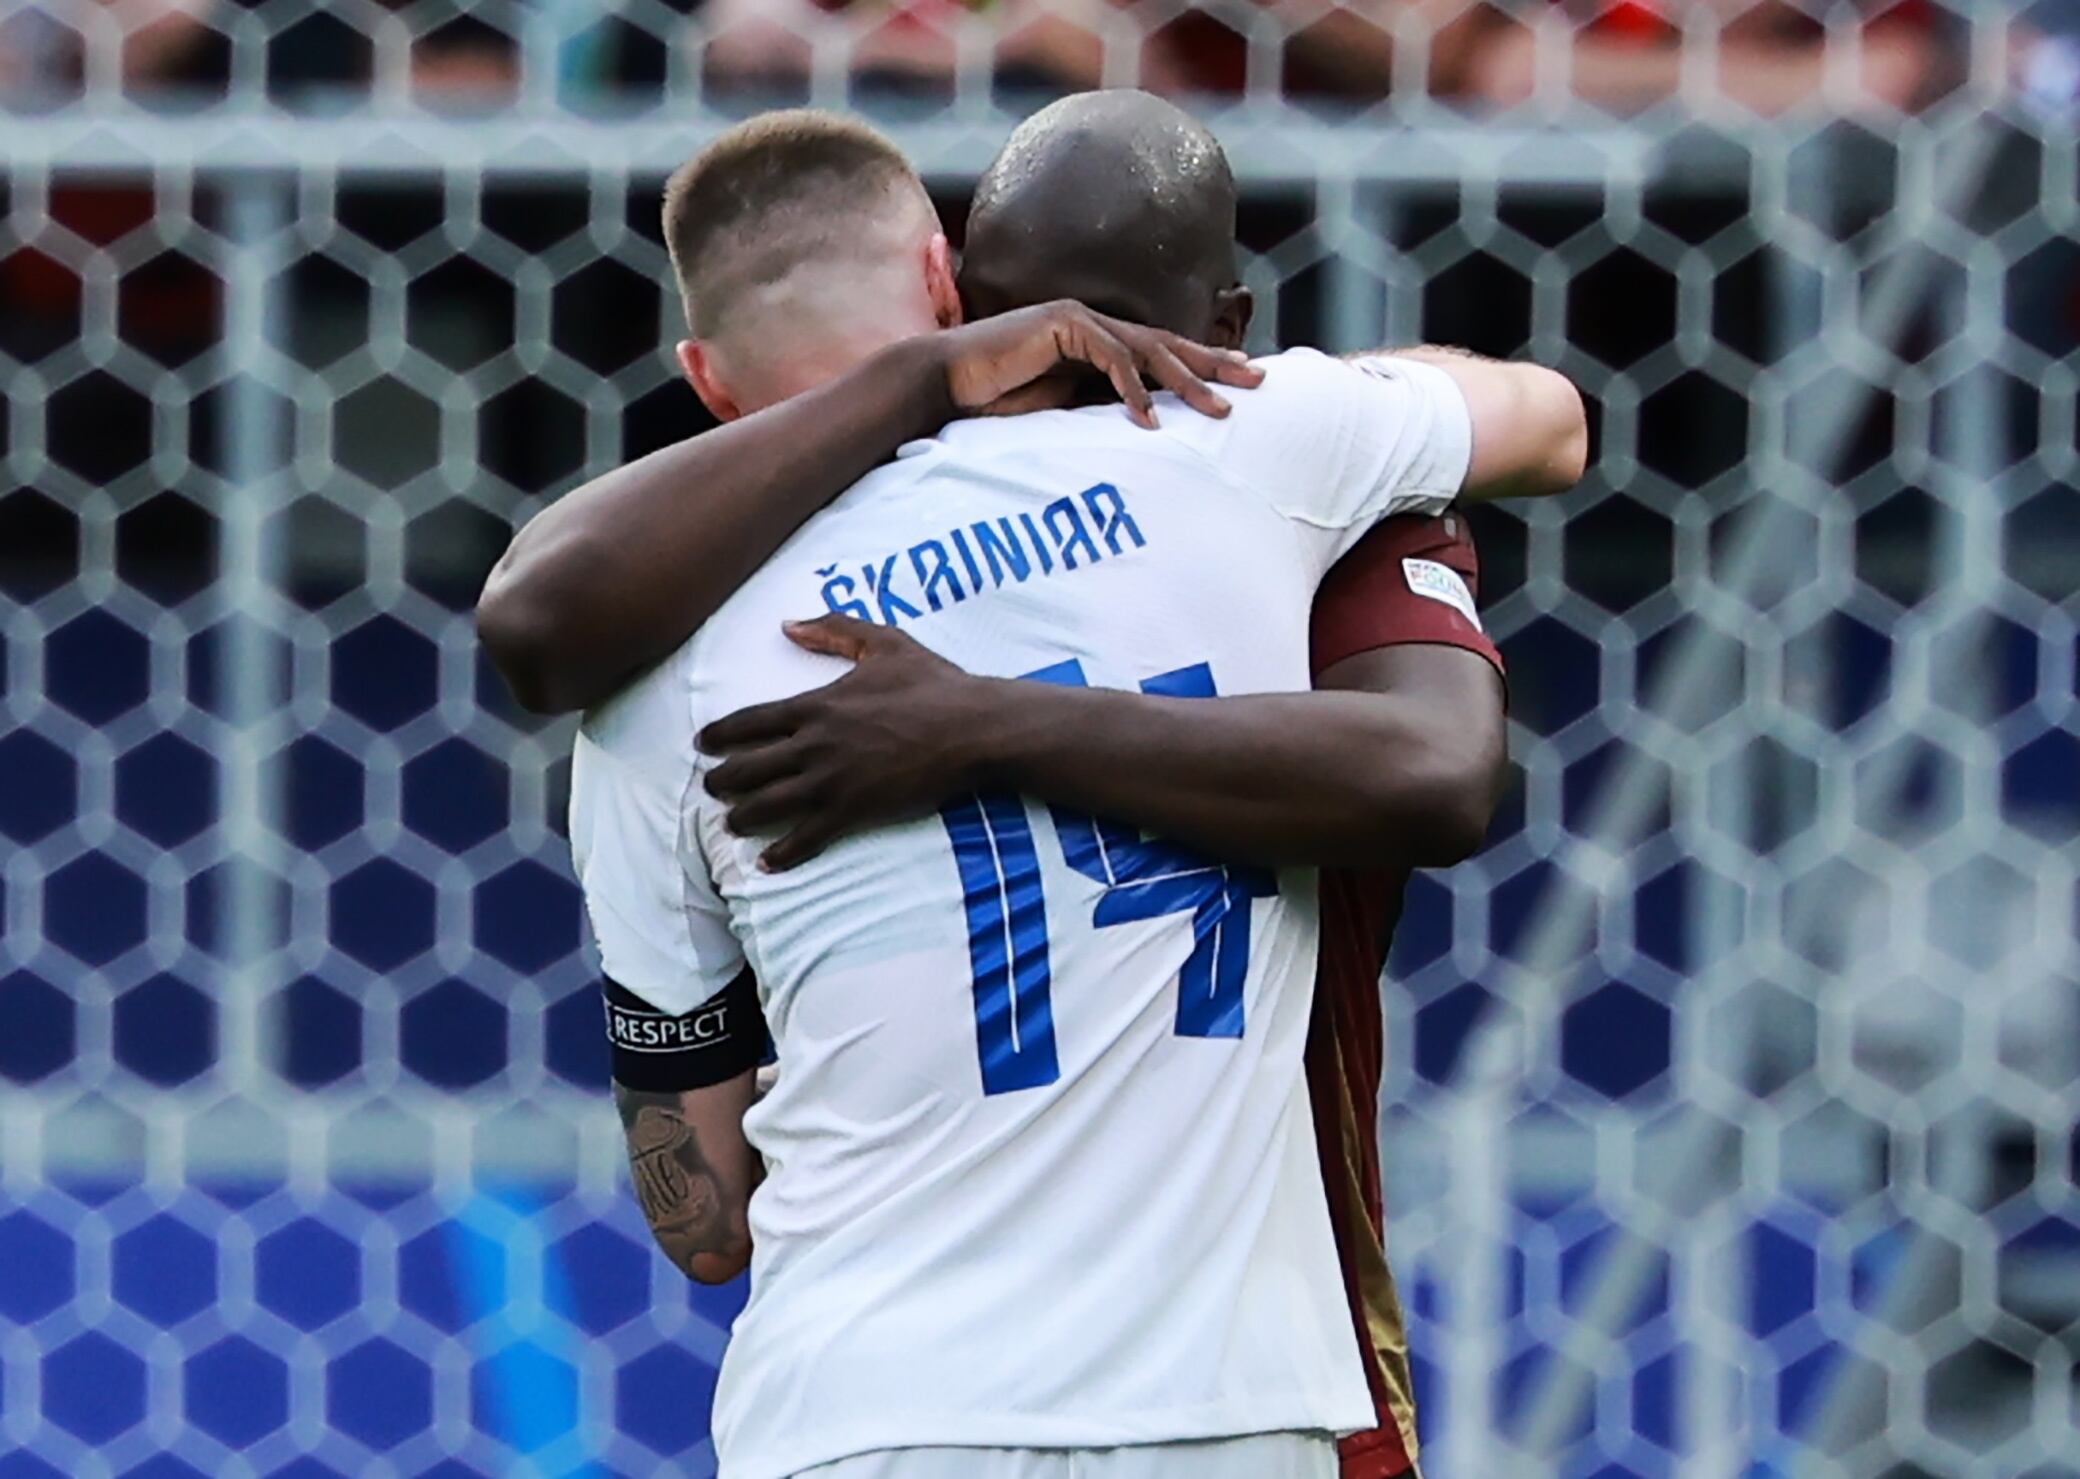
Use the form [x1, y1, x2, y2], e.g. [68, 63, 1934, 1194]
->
[482, 97, 1584, 1479]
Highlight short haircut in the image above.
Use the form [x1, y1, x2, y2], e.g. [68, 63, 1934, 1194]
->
[662, 110, 928, 338]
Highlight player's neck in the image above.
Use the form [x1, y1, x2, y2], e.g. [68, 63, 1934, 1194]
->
[735, 324, 932, 414]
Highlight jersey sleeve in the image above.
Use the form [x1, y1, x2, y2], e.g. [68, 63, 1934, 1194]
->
[568, 722, 745, 1020]
[1308, 511, 1505, 681]
[1184, 347, 1473, 568]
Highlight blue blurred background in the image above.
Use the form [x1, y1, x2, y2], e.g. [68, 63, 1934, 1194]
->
[4, 1, 2078, 1473]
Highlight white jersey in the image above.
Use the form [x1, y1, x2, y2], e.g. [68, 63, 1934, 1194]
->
[569, 349, 1472, 1479]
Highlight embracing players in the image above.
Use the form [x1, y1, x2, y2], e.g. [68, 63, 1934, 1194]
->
[480, 94, 1585, 1479]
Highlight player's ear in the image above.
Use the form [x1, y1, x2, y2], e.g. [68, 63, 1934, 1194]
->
[925, 232, 963, 329]
[679, 338, 745, 423]
[1210, 286, 1253, 353]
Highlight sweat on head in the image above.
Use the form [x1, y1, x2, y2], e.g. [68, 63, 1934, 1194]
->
[662, 92, 1249, 420]
[962, 91, 1248, 347]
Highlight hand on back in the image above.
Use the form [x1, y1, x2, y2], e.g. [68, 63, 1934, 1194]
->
[699, 615, 993, 871]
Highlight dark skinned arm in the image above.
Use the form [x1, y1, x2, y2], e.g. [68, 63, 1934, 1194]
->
[975, 644, 1506, 868]
[476, 305, 1259, 714]
[479, 338, 948, 715]
[701, 615, 1507, 873]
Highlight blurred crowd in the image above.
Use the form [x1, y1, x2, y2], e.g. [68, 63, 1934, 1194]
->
[9, 0, 2077, 116]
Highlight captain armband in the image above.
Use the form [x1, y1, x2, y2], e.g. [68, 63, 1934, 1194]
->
[604, 969, 769, 1092]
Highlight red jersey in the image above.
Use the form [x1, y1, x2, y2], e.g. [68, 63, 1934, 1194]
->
[1303, 512, 1504, 1479]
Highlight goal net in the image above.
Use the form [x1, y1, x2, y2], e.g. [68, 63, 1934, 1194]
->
[2, 4, 2075, 1473]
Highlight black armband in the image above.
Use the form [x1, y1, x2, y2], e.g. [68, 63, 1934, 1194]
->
[604, 970, 769, 1092]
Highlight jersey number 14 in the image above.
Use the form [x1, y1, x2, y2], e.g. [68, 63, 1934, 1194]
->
[938, 659, 1278, 1096]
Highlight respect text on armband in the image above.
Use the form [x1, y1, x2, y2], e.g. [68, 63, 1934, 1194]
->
[605, 997, 732, 1053]
[815, 483, 1147, 629]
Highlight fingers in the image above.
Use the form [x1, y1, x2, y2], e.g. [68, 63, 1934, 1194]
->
[700, 618, 888, 751]
[760, 817, 844, 873]
[1077, 321, 1158, 429]
[721, 775, 824, 838]
[1139, 339, 1231, 421]
[959, 298, 1253, 429]
[1059, 304, 1257, 428]
[1124, 329, 1262, 417]
[699, 693, 810, 753]
[1169, 337, 1264, 390]
[704, 740, 803, 801]
[782, 613, 880, 662]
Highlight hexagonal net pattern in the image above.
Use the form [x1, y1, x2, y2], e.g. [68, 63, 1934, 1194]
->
[2, 9, 2077, 1475]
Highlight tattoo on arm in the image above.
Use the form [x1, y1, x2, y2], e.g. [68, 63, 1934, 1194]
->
[615, 1083, 753, 1282]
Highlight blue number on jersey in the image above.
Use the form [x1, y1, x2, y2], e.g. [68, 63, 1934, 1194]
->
[938, 659, 1279, 1094]
[1028, 660, 1278, 1040]
[942, 791, 1059, 1095]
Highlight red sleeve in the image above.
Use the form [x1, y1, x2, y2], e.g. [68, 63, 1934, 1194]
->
[1308, 512, 1504, 680]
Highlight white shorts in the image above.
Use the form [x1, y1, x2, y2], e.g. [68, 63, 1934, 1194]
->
[793, 1432, 1338, 1479]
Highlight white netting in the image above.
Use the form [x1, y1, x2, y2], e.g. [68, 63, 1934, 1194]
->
[2, 3, 2077, 1473]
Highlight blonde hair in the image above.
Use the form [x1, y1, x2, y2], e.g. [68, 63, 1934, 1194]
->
[662, 110, 930, 339]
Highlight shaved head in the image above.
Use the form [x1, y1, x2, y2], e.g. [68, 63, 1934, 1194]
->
[962, 91, 1247, 346]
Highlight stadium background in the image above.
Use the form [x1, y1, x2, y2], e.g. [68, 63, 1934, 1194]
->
[2, 2, 2076, 1473]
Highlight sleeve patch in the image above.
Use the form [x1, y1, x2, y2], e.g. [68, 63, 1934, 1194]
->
[1402, 557, 1482, 628]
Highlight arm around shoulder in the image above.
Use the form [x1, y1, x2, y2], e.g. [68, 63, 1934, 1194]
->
[1391, 347, 1589, 503]
[475, 334, 958, 716]
[476, 514, 616, 715]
